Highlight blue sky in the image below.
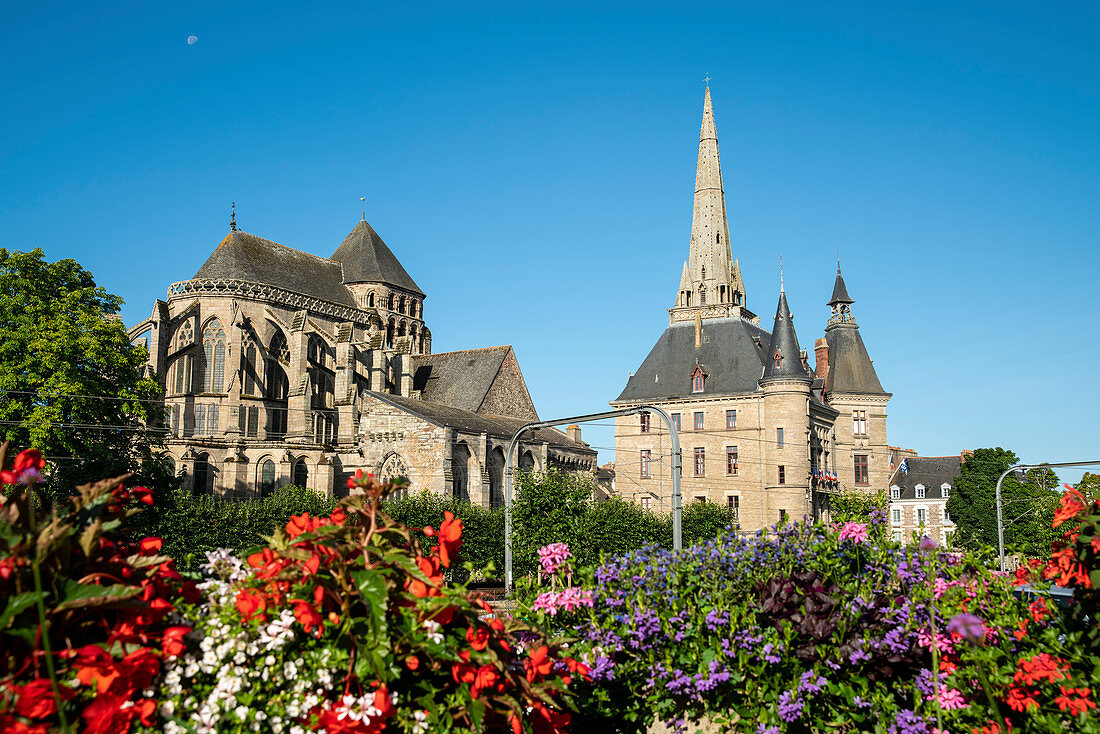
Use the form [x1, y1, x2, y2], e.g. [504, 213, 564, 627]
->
[2, 2, 1098, 481]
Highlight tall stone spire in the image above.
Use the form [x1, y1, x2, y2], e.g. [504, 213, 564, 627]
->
[670, 85, 752, 324]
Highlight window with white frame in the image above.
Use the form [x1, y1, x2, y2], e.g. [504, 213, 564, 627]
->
[915, 484, 926, 499]
[893, 530, 904, 543]
[917, 508, 926, 525]
[853, 410, 867, 436]
[941, 483, 951, 498]
[890, 485, 901, 500]
[891, 508, 901, 524]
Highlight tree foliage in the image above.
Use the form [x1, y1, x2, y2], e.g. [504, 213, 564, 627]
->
[0, 248, 169, 492]
[945, 447, 1060, 557]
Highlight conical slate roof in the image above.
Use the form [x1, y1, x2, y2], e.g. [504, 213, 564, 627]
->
[827, 269, 853, 306]
[824, 326, 887, 395]
[762, 289, 811, 381]
[330, 219, 424, 296]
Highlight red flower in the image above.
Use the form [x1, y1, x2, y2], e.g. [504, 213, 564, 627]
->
[11, 679, 72, 719]
[1005, 686, 1038, 712]
[1054, 485, 1087, 527]
[330, 506, 346, 526]
[162, 626, 190, 658]
[452, 660, 477, 685]
[1043, 545, 1090, 588]
[436, 511, 464, 568]
[73, 645, 120, 694]
[470, 664, 500, 699]
[405, 655, 420, 671]
[81, 694, 134, 734]
[531, 702, 571, 734]
[1013, 653, 1068, 686]
[525, 645, 554, 682]
[139, 537, 163, 555]
[1028, 598, 1048, 624]
[292, 599, 324, 637]
[131, 486, 154, 505]
[235, 588, 267, 623]
[407, 555, 443, 598]
[1, 448, 45, 485]
[1055, 686, 1096, 716]
[466, 624, 490, 651]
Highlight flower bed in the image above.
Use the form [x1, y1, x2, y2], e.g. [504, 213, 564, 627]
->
[520, 495, 1100, 733]
[1, 446, 582, 733]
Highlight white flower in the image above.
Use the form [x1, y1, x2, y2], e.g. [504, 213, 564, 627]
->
[412, 710, 430, 733]
[235, 705, 249, 721]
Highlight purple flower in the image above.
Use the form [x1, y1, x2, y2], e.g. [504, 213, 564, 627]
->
[777, 691, 805, 722]
[799, 671, 826, 694]
[947, 612, 986, 643]
[757, 726, 780, 734]
[853, 696, 870, 709]
[918, 536, 938, 551]
[887, 709, 929, 734]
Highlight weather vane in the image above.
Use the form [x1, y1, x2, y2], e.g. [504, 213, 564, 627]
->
[230, 202, 236, 231]
[360, 196, 366, 221]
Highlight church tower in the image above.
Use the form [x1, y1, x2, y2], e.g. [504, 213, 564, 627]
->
[669, 85, 754, 325]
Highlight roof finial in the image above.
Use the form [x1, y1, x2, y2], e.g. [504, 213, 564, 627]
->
[360, 195, 366, 221]
[703, 72, 711, 88]
[836, 241, 841, 274]
[779, 254, 784, 294]
[230, 202, 236, 231]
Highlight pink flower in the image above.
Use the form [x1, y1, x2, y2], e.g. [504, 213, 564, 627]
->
[838, 522, 868, 544]
[935, 687, 967, 710]
[537, 543, 573, 575]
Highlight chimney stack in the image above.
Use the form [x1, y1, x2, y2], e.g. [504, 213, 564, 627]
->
[814, 338, 829, 384]
[566, 424, 582, 444]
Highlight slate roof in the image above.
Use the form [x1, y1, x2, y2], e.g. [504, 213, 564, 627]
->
[762, 290, 812, 381]
[824, 324, 887, 395]
[891, 456, 962, 501]
[613, 318, 774, 402]
[828, 270, 853, 305]
[365, 391, 594, 453]
[330, 220, 424, 296]
[411, 346, 512, 414]
[192, 230, 357, 308]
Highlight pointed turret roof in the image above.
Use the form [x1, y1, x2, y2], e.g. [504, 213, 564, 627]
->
[827, 267, 853, 306]
[762, 282, 811, 382]
[330, 219, 424, 296]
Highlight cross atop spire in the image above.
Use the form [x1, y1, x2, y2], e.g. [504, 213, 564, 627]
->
[703, 72, 711, 86]
[230, 202, 236, 231]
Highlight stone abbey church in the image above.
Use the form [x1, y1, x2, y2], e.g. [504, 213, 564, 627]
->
[129, 214, 596, 501]
[612, 87, 891, 532]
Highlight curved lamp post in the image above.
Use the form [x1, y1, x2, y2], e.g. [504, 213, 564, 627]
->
[504, 405, 681, 595]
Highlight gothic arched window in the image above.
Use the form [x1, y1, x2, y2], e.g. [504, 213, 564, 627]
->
[243, 341, 259, 395]
[293, 459, 309, 488]
[258, 458, 276, 497]
[202, 319, 226, 393]
[379, 453, 409, 500]
[366, 291, 375, 308]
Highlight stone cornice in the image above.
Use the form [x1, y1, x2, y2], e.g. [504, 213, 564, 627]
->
[167, 279, 370, 324]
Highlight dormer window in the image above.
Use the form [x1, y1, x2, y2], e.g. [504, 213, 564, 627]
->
[941, 483, 951, 498]
[890, 485, 900, 500]
[773, 349, 783, 368]
[915, 484, 926, 499]
[691, 365, 706, 393]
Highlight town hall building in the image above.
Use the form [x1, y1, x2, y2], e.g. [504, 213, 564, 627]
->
[611, 86, 892, 532]
[129, 210, 595, 502]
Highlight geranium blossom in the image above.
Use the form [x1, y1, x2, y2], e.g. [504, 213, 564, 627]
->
[838, 522, 869, 543]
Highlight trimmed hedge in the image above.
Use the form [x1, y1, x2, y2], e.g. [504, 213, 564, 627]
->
[139, 470, 739, 578]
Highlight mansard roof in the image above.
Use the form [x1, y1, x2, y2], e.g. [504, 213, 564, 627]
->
[192, 229, 357, 308]
[411, 346, 514, 414]
[613, 318, 773, 402]
[330, 219, 424, 296]
[891, 456, 962, 500]
[364, 391, 592, 453]
[824, 324, 887, 395]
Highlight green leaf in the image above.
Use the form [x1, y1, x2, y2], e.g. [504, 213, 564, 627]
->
[55, 579, 140, 611]
[351, 568, 388, 644]
[0, 591, 45, 629]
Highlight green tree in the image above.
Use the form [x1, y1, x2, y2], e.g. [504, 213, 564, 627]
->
[0, 248, 169, 493]
[945, 447, 1059, 557]
[512, 467, 594, 578]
